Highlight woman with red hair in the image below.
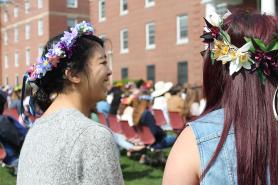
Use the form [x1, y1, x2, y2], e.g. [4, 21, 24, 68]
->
[163, 10, 278, 185]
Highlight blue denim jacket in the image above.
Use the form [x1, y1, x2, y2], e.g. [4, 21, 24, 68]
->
[189, 109, 238, 185]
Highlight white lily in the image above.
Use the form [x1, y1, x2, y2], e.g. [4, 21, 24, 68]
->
[223, 10, 232, 19]
[217, 41, 253, 75]
[208, 12, 222, 27]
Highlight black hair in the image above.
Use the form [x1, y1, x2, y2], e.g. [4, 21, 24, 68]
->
[32, 34, 104, 111]
[0, 90, 7, 114]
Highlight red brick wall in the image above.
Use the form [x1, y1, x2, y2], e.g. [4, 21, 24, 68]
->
[90, 0, 205, 85]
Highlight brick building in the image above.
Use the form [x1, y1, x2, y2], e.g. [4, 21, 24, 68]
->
[0, 0, 275, 86]
[90, 0, 205, 85]
[90, 0, 275, 85]
[0, 0, 90, 86]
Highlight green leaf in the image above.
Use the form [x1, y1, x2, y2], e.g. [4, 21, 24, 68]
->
[210, 52, 215, 65]
[244, 37, 251, 43]
[220, 30, 231, 43]
[266, 39, 278, 51]
[257, 69, 266, 85]
[253, 38, 267, 51]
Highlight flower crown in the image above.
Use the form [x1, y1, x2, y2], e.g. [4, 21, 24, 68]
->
[201, 12, 278, 81]
[201, 12, 278, 121]
[27, 21, 95, 82]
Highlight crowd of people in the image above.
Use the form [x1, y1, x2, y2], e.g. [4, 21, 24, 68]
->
[0, 9, 277, 185]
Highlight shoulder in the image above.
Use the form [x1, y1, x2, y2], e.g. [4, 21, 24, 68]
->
[188, 109, 232, 144]
[163, 126, 200, 185]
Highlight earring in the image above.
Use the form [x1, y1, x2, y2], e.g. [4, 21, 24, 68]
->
[273, 86, 278, 121]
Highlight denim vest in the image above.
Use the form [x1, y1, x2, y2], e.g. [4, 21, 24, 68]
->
[189, 109, 237, 185]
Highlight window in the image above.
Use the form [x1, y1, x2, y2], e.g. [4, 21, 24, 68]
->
[25, 24, 30, 40]
[14, 6, 19, 17]
[177, 62, 188, 85]
[25, 0, 30, 14]
[14, 51, 19, 67]
[4, 31, 8, 45]
[5, 76, 8, 86]
[37, 0, 43, 9]
[120, 29, 128, 53]
[120, 0, 128, 15]
[121, 68, 128, 79]
[38, 18, 44, 36]
[38, 46, 44, 57]
[147, 65, 155, 82]
[67, 0, 78, 8]
[15, 74, 19, 85]
[67, 18, 77, 28]
[177, 15, 188, 44]
[14, 27, 19, 43]
[26, 48, 31, 66]
[3, 11, 8, 22]
[4, 54, 8, 69]
[146, 22, 155, 49]
[99, 0, 106, 22]
[145, 0, 155, 7]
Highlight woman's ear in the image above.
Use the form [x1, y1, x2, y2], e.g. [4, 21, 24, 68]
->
[64, 69, 81, 84]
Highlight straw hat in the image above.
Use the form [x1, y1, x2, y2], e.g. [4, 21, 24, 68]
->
[151, 81, 173, 97]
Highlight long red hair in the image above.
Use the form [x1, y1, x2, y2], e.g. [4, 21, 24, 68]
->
[201, 10, 278, 185]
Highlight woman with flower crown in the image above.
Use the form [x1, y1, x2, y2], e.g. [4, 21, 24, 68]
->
[17, 22, 124, 185]
[163, 10, 278, 185]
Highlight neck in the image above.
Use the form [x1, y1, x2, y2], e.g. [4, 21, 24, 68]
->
[44, 91, 91, 117]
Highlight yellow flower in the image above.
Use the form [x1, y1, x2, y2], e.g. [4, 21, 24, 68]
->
[239, 53, 249, 63]
[229, 49, 237, 60]
[43, 60, 49, 66]
[221, 45, 229, 55]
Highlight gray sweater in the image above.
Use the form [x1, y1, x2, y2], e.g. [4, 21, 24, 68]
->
[17, 108, 124, 185]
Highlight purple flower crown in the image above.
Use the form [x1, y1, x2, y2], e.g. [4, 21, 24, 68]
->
[27, 21, 95, 82]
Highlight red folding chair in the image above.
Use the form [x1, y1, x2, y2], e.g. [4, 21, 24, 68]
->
[108, 115, 123, 133]
[120, 120, 138, 139]
[0, 143, 6, 161]
[136, 125, 155, 145]
[98, 112, 106, 125]
[3, 108, 19, 119]
[152, 109, 166, 126]
[169, 111, 185, 130]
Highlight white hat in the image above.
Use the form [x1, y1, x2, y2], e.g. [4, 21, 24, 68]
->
[151, 81, 173, 97]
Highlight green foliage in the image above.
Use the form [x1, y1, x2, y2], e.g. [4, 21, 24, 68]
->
[0, 167, 16, 185]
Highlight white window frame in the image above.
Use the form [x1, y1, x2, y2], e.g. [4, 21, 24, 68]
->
[67, 0, 78, 8]
[3, 11, 8, 22]
[4, 31, 8, 45]
[38, 45, 44, 57]
[25, 0, 30, 14]
[145, 0, 155, 8]
[120, 29, 128, 54]
[14, 50, 19, 67]
[146, 22, 156, 50]
[120, 0, 128, 16]
[38, 18, 44, 36]
[37, 0, 44, 9]
[4, 54, 8, 69]
[26, 48, 31, 66]
[14, 6, 19, 17]
[67, 17, 77, 28]
[5, 76, 9, 86]
[176, 15, 189, 45]
[98, 0, 106, 22]
[15, 74, 19, 85]
[14, 26, 19, 43]
[25, 24, 31, 40]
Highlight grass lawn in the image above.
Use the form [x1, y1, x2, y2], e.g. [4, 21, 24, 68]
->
[0, 152, 167, 185]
